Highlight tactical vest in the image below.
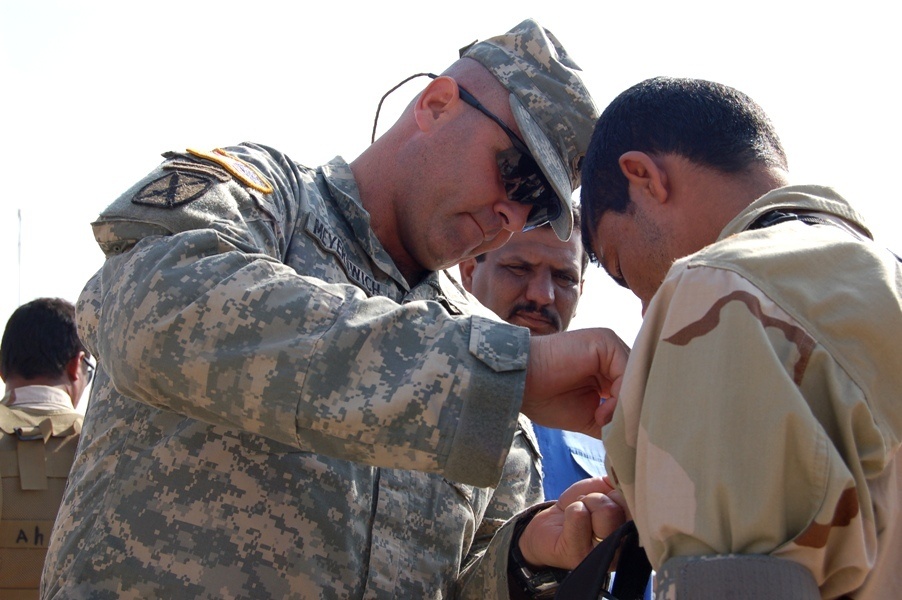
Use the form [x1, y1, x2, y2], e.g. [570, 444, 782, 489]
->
[0, 403, 82, 600]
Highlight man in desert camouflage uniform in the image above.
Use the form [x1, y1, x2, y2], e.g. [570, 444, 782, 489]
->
[42, 20, 630, 599]
[580, 76, 902, 598]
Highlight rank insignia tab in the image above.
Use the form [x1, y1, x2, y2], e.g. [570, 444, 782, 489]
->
[186, 147, 274, 194]
[132, 171, 212, 208]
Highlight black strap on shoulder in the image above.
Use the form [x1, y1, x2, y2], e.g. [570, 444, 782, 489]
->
[749, 210, 901, 263]
[748, 210, 832, 230]
[555, 520, 652, 600]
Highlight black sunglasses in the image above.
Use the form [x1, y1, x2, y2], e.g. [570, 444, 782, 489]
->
[372, 73, 562, 231]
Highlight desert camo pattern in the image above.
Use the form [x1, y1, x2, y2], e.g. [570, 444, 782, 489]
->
[604, 186, 902, 599]
[41, 142, 543, 599]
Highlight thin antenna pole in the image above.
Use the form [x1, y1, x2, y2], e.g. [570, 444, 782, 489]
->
[17, 209, 22, 306]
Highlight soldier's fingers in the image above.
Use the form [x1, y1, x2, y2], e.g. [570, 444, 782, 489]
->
[595, 395, 618, 428]
[556, 477, 613, 508]
[559, 500, 594, 568]
[578, 492, 626, 541]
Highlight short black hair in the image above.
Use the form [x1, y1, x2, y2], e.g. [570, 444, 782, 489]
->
[580, 76, 787, 262]
[0, 297, 85, 380]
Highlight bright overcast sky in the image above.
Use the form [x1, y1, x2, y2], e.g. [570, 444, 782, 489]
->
[2, 0, 899, 350]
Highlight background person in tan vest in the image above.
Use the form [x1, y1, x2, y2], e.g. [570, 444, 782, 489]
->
[0, 298, 90, 600]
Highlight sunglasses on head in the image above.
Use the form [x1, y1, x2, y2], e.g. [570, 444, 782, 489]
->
[372, 73, 563, 231]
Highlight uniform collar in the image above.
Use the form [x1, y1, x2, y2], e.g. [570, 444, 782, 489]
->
[720, 185, 872, 241]
[321, 157, 412, 292]
[3, 385, 75, 412]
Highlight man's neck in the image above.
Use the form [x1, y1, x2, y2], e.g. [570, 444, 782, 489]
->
[680, 162, 791, 248]
[350, 144, 428, 286]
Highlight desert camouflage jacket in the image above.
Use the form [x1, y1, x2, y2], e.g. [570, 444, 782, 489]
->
[605, 185, 902, 598]
[42, 143, 543, 599]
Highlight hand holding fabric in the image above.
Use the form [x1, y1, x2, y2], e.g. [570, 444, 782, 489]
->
[522, 328, 629, 436]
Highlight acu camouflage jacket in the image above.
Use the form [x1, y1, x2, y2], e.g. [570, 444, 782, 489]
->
[42, 143, 543, 599]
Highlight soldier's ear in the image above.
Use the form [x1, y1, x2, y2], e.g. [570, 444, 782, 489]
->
[619, 151, 669, 206]
[458, 258, 477, 291]
[65, 352, 84, 383]
[413, 76, 463, 133]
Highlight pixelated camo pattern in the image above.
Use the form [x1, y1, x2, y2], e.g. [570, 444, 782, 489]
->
[461, 18, 599, 190]
[42, 143, 539, 599]
[604, 186, 902, 599]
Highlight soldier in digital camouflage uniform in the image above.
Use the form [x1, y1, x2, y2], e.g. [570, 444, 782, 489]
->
[41, 19, 632, 600]
[580, 76, 902, 598]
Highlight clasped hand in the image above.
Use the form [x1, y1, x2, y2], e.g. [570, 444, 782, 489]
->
[518, 476, 628, 571]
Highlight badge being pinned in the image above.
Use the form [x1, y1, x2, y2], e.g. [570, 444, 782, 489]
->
[187, 147, 274, 194]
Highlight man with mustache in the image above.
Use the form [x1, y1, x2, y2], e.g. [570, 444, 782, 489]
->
[460, 209, 608, 501]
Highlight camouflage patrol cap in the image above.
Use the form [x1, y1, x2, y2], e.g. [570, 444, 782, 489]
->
[460, 19, 599, 240]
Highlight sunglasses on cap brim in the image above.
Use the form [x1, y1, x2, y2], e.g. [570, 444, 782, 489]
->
[451, 82, 562, 231]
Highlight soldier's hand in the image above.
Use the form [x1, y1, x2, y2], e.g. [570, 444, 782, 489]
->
[517, 477, 627, 570]
[522, 327, 630, 436]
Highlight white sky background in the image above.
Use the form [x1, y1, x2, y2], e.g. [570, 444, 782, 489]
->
[1, 0, 899, 356]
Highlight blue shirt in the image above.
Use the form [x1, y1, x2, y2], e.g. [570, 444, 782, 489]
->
[531, 425, 606, 500]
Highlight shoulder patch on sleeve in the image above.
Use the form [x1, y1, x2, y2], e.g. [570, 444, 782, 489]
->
[132, 171, 212, 208]
[187, 147, 274, 194]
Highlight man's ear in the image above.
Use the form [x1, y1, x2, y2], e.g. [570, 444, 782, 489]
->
[413, 76, 461, 132]
[458, 259, 477, 291]
[619, 151, 669, 205]
[65, 351, 85, 383]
